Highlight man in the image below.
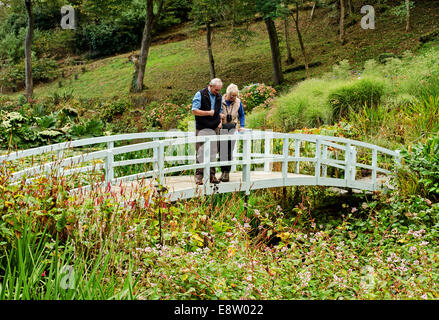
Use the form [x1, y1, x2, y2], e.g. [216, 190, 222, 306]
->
[192, 78, 224, 185]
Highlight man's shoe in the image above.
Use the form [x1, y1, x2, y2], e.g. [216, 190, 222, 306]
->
[195, 176, 203, 185]
[210, 175, 220, 184]
[219, 172, 230, 182]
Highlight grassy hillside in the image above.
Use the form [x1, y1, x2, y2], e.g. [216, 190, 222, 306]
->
[7, 1, 439, 103]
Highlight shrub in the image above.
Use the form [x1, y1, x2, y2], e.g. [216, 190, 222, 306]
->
[328, 59, 352, 80]
[327, 77, 387, 120]
[33, 28, 77, 59]
[0, 27, 26, 64]
[69, 119, 104, 140]
[101, 98, 130, 122]
[149, 103, 191, 130]
[177, 114, 195, 132]
[400, 136, 439, 201]
[0, 56, 59, 92]
[240, 83, 276, 113]
[75, 23, 140, 59]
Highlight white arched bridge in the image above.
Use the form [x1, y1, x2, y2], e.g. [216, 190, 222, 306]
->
[0, 130, 401, 203]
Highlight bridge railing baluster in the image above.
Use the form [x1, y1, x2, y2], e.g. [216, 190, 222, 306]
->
[158, 142, 165, 183]
[345, 143, 351, 188]
[243, 134, 251, 194]
[105, 141, 114, 184]
[264, 131, 272, 172]
[203, 136, 211, 186]
[295, 139, 300, 174]
[282, 137, 289, 182]
[372, 148, 377, 189]
[153, 137, 159, 173]
[315, 139, 321, 185]
[351, 146, 357, 182]
[395, 150, 401, 166]
[322, 143, 328, 178]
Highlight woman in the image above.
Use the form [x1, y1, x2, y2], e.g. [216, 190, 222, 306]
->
[219, 84, 246, 182]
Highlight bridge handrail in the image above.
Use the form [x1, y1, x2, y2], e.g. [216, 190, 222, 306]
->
[0, 130, 399, 163]
[2, 131, 401, 194]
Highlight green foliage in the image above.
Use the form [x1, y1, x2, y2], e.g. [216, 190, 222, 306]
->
[269, 79, 336, 131]
[400, 136, 439, 201]
[33, 28, 77, 59]
[0, 223, 138, 300]
[255, 0, 282, 19]
[100, 98, 130, 122]
[70, 119, 104, 139]
[0, 101, 104, 149]
[328, 59, 352, 80]
[0, 26, 26, 64]
[148, 102, 191, 130]
[389, 1, 415, 22]
[240, 83, 277, 113]
[0, 56, 59, 92]
[328, 77, 387, 120]
[75, 23, 140, 59]
[190, 0, 230, 26]
[246, 106, 268, 129]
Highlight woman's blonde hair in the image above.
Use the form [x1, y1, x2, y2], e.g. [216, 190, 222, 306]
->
[226, 83, 239, 97]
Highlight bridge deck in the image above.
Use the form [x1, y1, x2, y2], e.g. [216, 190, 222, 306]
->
[105, 171, 310, 202]
[97, 171, 390, 203]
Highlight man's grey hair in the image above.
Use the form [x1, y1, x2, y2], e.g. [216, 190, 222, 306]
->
[209, 78, 223, 87]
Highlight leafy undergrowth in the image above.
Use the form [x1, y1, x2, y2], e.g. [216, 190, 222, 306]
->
[1, 161, 438, 299]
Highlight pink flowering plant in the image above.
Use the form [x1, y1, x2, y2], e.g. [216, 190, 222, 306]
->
[240, 83, 277, 113]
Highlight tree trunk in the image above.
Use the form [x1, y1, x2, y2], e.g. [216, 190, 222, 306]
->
[284, 17, 294, 65]
[264, 17, 283, 85]
[347, 0, 352, 15]
[339, 0, 345, 44]
[206, 22, 216, 79]
[24, 0, 33, 101]
[293, 5, 310, 79]
[134, 0, 163, 93]
[405, 0, 411, 32]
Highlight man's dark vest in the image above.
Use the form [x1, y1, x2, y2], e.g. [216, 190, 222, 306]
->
[195, 87, 222, 130]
